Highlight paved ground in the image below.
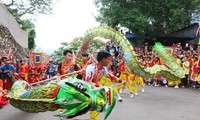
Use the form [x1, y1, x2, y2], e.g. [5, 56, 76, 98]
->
[0, 86, 199, 120]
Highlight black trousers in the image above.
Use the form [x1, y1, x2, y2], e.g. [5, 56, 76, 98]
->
[181, 75, 188, 87]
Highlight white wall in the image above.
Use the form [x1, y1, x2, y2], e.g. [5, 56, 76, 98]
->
[0, 3, 28, 48]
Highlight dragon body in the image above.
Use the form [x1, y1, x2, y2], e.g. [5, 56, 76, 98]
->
[76, 26, 185, 81]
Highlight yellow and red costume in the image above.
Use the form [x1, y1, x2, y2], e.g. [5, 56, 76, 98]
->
[79, 60, 91, 80]
[117, 60, 133, 94]
[19, 64, 29, 81]
[28, 66, 40, 84]
[57, 61, 79, 80]
[129, 73, 145, 93]
[85, 63, 104, 120]
[0, 79, 8, 108]
[190, 61, 200, 81]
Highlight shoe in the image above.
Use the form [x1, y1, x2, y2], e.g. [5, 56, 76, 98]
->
[192, 86, 196, 89]
[142, 88, 145, 93]
[174, 86, 179, 88]
[134, 93, 138, 96]
[118, 97, 122, 102]
[130, 94, 134, 98]
[181, 86, 185, 88]
[59, 117, 64, 120]
[165, 85, 168, 87]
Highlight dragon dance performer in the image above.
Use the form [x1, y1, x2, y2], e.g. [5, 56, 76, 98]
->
[135, 57, 145, 93]
[127, 56, 146, 96]
[57, 49, 80, 120]
[76, 52, 91, 80]
[152, 57, 163, 86]
[129, 73, 145, 96]
[85, 50, 114, 120]
[167, 55, 182, 88]
[145, 56, 154, 85]
[100, 60, 123, 102]
[57, 49, 80, 80]
[117, 57, 134, 98]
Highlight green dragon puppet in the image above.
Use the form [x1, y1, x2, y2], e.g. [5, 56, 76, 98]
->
[75, 26, 185, 81]
[6, 26, 186, 120]
[6, 78, 116, 120]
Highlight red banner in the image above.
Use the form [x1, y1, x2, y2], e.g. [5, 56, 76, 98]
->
[165, 46, 177, 55]
[29, 52, 50, 67]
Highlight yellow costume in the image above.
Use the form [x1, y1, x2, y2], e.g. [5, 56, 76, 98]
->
[168, 80, 181, 87]
[197, 73, 200, 84]
[118, 73, 133, 93]
[129, 73, 145, 93]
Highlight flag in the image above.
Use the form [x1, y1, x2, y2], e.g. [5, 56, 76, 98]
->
[165, 46, 177, 55]
[29, 52, 42, 67]
[197, 26, 200, 45]
[41, 54, 50, 65]
[7, 47, 13, 59]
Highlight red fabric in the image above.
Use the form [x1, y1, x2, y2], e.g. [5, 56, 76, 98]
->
[52, 86, 60, 98]
[95, 83, 100, 87]
[0, 80, 3, 88]
[147, 62, 154, 67]
[0, 94, 8, 108]
[28, 76, 35, 84]
[118, 80, 122, 83]
[20, 65, 29, 78]
[3, 79, 11, 91]
[118, 61, 126, 73]
[191, 62, 200, 79]
[13, 62, 17, 68]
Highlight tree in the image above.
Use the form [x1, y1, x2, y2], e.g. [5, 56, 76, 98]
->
[1, 0, 53, 20]
[20, 19, 36, 50]
[51, 37, 106, 62]
[0, 0, 54, 50]
[94, 0, 200, 38]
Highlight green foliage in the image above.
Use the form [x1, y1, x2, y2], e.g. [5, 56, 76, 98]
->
[51, 46, 65, 63]
[51, 37, 105, 62]
[19, 19, 36, 50]
[28, 29, 36, 50]
[1, 0, 53, 19]
[68, 37, 105, 54]
[94, 0, 200, 38]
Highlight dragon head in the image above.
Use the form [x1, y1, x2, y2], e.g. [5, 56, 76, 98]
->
[53, 78, 116, 120]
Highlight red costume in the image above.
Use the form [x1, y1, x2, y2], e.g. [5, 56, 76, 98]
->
[57, 61, 79, 79]
[0, 80, 8, 108]
[20, 64, 29, 81]
[40, 65, 47, 80]
[190, 61, 200, 80]
[79, 60, 91, 80]
[28, 66, 40, 84]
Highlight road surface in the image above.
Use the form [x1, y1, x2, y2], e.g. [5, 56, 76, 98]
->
[0, 86, 199, 120]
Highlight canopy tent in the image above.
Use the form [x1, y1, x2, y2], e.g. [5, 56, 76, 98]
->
[125, 34, 139, 47]
[156, 23, 200, 46]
